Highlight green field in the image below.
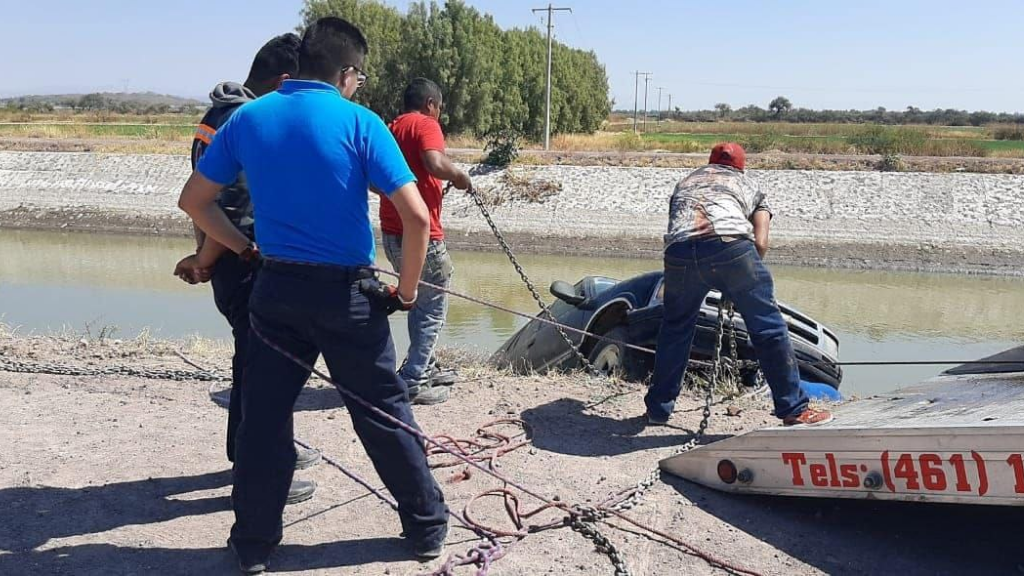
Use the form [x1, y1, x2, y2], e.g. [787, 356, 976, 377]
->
[635, 125, 1024, 157]
[1, 116, 1022, 159]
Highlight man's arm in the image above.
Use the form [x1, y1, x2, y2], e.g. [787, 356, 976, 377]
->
[751, 210, 770, 258]
[196, 235, 231, 268]
[386, 183, 430, 302]
[178, 172, 250, 255]
[422, 150, 470, 190]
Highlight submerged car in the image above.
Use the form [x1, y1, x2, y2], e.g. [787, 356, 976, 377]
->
[491, 271, 842, 389]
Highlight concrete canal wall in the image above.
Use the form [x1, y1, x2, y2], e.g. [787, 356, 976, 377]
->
[1, 151, 1022, 274]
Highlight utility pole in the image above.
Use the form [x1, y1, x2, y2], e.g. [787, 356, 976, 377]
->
[633, 71, 651, 134]
[656, 86, 664, 127]
[642, 75, 652, 132]
[533, 3, 572, 150]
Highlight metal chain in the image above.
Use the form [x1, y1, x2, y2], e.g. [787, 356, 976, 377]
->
[0, 357, 229, 382]
[460, 179, 745, 564]
[724, 302, 741, 387]
[463, 184, 600, 376]
[567, 512, 632, 576]
[597, 300, 726, 515]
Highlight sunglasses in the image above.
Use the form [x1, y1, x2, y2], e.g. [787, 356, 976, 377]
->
[342, 65, 368, 89]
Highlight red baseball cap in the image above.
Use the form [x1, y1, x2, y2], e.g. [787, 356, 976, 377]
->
[709, 142, 746, 171]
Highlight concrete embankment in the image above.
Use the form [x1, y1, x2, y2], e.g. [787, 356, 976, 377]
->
[1, 151, 1023, 274]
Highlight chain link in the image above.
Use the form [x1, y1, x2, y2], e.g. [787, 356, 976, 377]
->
[463, 184, 600, 376]
[567, 513, 632, 576]
[600, 300, 727, 515]
[0, 357, 229, 382]
[461, 179, 754, 573]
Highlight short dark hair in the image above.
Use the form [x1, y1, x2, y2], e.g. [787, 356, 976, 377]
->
[403, 78, 443, 112]
[298, 17, 369, 82]
[246, 33, 301, 85]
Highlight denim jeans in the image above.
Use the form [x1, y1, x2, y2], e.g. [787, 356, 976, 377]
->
[229, 260, 448, 561]
[382, 234, 453, 383]
[644, 237, 808, 421]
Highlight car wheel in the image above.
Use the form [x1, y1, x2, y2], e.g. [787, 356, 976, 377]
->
[588, 326, 629, 377]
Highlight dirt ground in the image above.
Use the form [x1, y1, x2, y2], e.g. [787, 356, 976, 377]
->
[1, 334, 1021, 576]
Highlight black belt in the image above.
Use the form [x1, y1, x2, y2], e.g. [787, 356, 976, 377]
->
[261, 258, 375, 283]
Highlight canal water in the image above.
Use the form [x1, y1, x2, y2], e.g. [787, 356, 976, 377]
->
[2, 229, 1021, 396]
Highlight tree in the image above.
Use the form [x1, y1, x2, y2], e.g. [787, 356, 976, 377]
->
[768, 96, 792, 117]
[79, 93, 108, 111]
[714, 102, 731, 119]
[299, 0, 610, 137]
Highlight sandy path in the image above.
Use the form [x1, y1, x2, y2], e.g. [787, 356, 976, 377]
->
[0, 339, 1020, 575]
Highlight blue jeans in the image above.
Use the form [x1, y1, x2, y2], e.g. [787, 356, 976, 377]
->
[644, 237, 808, 421]
[382, 234, 453, 384]
[229, 260, 448, 561]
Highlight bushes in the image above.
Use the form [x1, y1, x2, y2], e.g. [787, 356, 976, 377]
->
[739, 130, 783, 153]
[993, 124, 1024, 141]
[877, 153, 906, 172]
[847, 126, 988, 156]
[848, 126, 927, 155]
[483, 129, 522, 167]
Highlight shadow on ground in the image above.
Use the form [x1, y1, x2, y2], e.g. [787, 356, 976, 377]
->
[0, 538, 410, 576]
[0, 470, 412, 575]
[522, 398, 728, 457]
[210, 384, 345, 413]
[0, 470, 232, 552]
[664, 475, 1024, 575]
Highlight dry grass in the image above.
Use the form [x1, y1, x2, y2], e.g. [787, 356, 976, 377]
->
[0, 123, 193, 140]
[0, 110, 201, 124]
[474, 168, 563, 206]
[988, 148, 1024, 159]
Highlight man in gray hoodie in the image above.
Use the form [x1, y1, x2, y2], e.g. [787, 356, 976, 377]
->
[173, 33, 321, 504]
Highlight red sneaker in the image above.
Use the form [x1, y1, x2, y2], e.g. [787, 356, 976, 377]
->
[783, 407, 834, 427]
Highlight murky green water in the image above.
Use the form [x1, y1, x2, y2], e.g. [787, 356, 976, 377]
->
[2, 229, 1022, 396]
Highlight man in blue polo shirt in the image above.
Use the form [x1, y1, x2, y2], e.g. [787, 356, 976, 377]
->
[178, 17, 447, 574]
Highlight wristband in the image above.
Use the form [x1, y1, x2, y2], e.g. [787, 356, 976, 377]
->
[397, 290, 418, 306]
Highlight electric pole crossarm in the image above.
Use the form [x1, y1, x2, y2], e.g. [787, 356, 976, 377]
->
[532, 4, 573, 150]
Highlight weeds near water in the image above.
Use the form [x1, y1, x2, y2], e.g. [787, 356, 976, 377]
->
[81, 320, 119, 341]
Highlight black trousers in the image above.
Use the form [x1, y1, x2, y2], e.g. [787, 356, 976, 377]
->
[228, 260, 448, 560]
[210, 253, 289, 462]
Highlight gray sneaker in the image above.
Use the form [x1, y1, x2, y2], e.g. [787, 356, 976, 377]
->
[427, 362, 457, 387]
[286, 479, 317, 505]
[412, 521, 449, 559]
[645, 412, 670, 426]
[409, 382, 450, 405]
[294, 447, 322, 471]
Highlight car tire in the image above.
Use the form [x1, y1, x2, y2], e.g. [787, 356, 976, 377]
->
[588, 326, 630, 378]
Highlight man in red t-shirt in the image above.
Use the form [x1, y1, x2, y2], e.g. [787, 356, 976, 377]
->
[380, 77, 471, 404]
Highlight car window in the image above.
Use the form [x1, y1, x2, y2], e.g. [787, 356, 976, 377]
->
[590, 277, 618, 297]
[649, 279, 665, 306]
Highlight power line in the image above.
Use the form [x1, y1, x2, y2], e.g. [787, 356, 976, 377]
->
[532, 4, 572, 151]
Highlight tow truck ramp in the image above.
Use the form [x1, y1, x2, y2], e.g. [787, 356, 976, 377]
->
[661, 370, 1024, 506]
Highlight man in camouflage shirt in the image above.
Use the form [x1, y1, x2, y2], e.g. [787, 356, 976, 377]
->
[644, 143, 833, 427]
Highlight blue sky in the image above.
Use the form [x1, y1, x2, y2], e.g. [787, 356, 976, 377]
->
[3, 0, 1022, 112]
